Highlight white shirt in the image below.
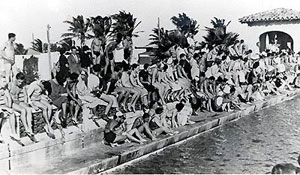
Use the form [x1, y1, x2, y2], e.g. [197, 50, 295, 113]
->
[190, 58, 199, 80]
[88, 73, 100, 91]
[121, 72, 132, 88]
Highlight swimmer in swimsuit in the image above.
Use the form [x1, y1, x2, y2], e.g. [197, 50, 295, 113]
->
[27, 80, 55, 139]
[104, 33, 123, 75]
[91, 36, 104, 65]
[0, 83, 16, 143]
[104, 112, 146, 147]
[7, 72, 38, 143]
[0, 33, 16, 83]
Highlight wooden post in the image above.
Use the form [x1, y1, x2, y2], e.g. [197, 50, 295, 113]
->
[32, 33, 35, 43]
[8, 144, 11, 170]
[158, 17, 160, 42]
[47, 25, 52, 78]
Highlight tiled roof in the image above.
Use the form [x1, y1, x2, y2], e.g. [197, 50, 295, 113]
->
[239, 8, 300, 23]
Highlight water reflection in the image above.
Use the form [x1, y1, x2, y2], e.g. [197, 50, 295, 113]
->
[113, 96, 300, 174]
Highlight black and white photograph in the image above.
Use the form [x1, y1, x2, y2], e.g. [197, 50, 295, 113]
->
[0, 0, 300, 174]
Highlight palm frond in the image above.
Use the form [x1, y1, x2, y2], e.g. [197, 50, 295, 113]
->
[148, 27, 187, 53]
[203, 18, 239, 48]
[61, 15, 91, 47]
[111, 11, 142, 39]
[15, 43, 27, 55]
[31, 38, 43, 53]
[171, 13, 199, 35]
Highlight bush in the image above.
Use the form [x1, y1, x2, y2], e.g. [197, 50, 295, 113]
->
[23, 55, 39, 84]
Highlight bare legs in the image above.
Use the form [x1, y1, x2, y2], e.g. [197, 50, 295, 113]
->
[126, 128, 147, 143]
[31, 100, 55, 139]
[4, 64, 12, 83]
[113, 128, 146, 144]
[12, 102, 37, 142]
[8, 112, 18, 139]
[69, 100, 80, 124]
[137, 123, 156, 140]
[12, 103, 32, 134]
[100, 94, 114, 115]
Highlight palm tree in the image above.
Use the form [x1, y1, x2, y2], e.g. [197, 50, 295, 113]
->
[23, 55, 39, 84]
[148, 27, 174, 53]
[89, 15, 112, 47]
[210, 17, 231, 39]
[61, 15, 92, 47]
[15, 43, 27, 55]
[148, 27, 189, 60]
[43, 43, 59, 52]
[203, 17, 238, 48]
[111, 11, 143, 39]
[171, 13, 199, 36]
[31, 38, 43, 53]
[148, 27, 188, 52]
[57, 38, 73, 51]
[90, 15, 112, 37]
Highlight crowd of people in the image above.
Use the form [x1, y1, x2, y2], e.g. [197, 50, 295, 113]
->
[0, 32, 299, 147]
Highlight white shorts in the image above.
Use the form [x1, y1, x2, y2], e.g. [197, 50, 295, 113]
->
[3, 62, 17, 80]
[0, 61, 14, 78]
[3, 62, 12, 72]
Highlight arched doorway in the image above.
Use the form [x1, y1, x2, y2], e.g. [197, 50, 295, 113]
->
[259, 31, 293, 52]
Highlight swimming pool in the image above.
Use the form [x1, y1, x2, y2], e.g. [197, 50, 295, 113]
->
[112, 95, 300, 174]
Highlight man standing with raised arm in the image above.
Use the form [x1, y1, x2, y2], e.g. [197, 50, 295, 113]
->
[0, 33, 16, 83]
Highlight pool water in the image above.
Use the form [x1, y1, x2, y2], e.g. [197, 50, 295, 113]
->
[113, 95, 300, 174]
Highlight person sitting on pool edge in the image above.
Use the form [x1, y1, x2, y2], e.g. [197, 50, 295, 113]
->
[131, 113, 157, 141]
[103, 112, 147, 147]
[148, 106, 178, 136]
[164, 102, 185, 128]
[7, 72, 38, 143]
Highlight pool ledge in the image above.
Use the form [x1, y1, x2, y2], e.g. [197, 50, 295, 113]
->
[6, 89, 300, 174]
[68, 90, 300, 174]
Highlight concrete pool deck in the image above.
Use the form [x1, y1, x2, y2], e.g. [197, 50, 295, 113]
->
[2, 89, 300, 174]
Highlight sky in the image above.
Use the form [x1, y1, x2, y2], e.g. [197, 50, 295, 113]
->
[1, 0, 300, 49]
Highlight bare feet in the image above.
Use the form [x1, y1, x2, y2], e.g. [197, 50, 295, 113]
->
[44, 125, 55, 139]
[25, 132, 39, 143]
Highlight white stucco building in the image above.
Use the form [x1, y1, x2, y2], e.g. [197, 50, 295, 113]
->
[238, 8, 300, 54]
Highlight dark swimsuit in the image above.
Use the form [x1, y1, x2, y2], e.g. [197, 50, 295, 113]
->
[104, 131, 116, 143]
[132, 117, 144, 130]
[149, 119, 159, 130]
[108, 52, 114, 60]
[212, 96, 223, 112]
[93, 51, 100, 57]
